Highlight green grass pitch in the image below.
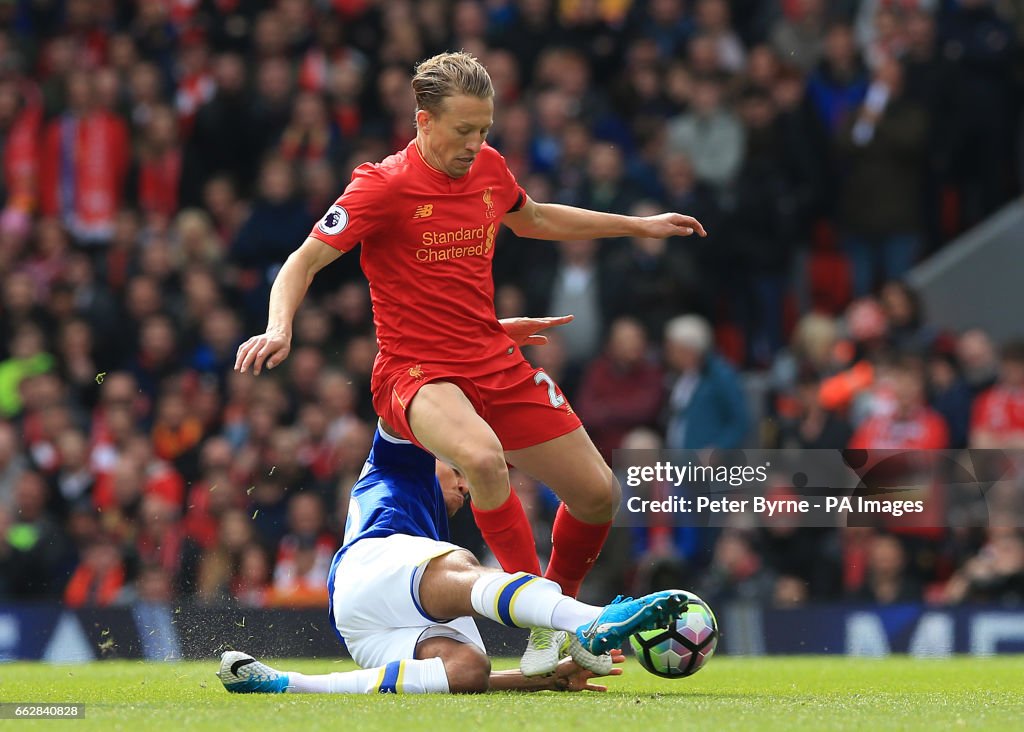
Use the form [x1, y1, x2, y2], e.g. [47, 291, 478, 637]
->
[1, 657, 1022, 731]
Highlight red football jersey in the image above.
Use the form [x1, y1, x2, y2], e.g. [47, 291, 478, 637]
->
[849, 408, 950, 450]
[309, 140, 527, 387]
[971, 386, 1024, 436]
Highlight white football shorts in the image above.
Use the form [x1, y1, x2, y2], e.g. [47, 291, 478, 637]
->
[330, 534, 486, 669]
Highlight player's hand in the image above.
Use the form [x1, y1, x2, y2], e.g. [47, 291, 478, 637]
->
[498, 314, 574, 347]
[235, 328, 292, 375]
[549, 649, 625, 692]
[637, 213, 707, 238]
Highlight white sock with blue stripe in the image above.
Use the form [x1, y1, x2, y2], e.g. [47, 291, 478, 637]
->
[469, 571, 601, 630]
[286, 657, 449, 694]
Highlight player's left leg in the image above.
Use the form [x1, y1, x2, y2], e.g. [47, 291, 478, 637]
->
[415, 636, 490, 694]
[486, 364, 620, 674]
[505, 427, 621, 599]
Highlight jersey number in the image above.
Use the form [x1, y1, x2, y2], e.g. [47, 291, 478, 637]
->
[534, 371, 565, 408]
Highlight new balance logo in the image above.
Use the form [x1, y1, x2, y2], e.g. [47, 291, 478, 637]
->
[413, 204, 434, 219]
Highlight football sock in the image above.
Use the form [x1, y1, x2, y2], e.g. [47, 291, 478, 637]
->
[550, 597, 603, 632]
[469, 571, 600, 630]
[471, 489, 542, 576]
[286, 657, 449, 694]
[545, 503, 612, 598]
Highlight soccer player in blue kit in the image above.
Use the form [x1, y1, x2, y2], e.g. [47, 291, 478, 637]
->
[220, 421, 684, 695]
[218, 318, 689, 696]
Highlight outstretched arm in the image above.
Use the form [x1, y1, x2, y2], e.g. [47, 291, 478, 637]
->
[488, 652, 625, 693]
[235, 237, 342, 374]
[504, 196, 707, 241]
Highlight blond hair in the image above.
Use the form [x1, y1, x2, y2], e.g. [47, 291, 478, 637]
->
[412, 51, 493, 114]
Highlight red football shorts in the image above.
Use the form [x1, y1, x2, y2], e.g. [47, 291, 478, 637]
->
[373, 358, 582, 451]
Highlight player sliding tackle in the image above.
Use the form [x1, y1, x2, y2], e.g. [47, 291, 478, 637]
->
[220, 418, 687, 688]
[219, 318, 689, 695]
[218, 433, 685, 694]
[234, 50, 706, 677]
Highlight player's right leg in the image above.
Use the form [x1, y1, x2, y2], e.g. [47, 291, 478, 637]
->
[504, 427, 620, 599]
[405, 380, 540, 576]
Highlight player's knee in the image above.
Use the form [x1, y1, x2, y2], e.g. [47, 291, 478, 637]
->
[445, 548, 480, 570]
[576, 465, 620, 522]
[443, 645, 491, 694]
[455, 445, 507, 487]
[607, 471, 623, 517]
[429, 549, 482, 588]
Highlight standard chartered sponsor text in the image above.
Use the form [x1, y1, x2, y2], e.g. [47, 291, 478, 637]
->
[417, 224, 495, 261]
[422, 225, 486, 245]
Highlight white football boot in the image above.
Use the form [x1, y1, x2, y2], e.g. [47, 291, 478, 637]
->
[217, 651, 289, 693]
[519, 627, 568, 677]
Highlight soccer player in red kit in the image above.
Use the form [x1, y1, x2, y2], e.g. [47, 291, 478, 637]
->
[235, 51, 707, 675]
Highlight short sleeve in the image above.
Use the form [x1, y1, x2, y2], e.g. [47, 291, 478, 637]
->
[308, 164, 387, 252]
[507, 186, 526, 213]
[487, 145, 526, 213]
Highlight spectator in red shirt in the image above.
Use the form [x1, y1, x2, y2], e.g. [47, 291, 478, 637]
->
[850, 355, 949, 450]
[575, 317, 665, 461]
[135, 493, 201, 595]
[151, 390, 205, 478]
[38, 70, 129, 244]
[130, 105, 184, 226]
[174, 31, 215, 134]
[233, 543, 272, 608]
[270, 492, 336, 607]
[0, 78, 43, 218]
[183, 436, 246, 549]
[969, 340, 1024, 449]
[63, 534, 126, 608]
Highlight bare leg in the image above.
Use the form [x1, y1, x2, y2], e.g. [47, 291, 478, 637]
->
[415, 636, 490, 694]
[408, 381, 541, 575]
[505, 426, 620, 523]
[417, 549, 601, 631]
[506, 427, 620, 597]
[418, 549, 493, 619]
[407, 381, 510, 510]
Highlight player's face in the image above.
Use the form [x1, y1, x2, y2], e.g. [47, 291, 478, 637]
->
[421, 94, 494, 178]
[436, 461, 470, 516]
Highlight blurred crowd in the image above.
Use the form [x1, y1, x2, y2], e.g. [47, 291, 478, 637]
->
[1, 0, 1023, 611]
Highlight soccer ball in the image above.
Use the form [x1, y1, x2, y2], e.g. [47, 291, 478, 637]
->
[629, 591, 718, 678]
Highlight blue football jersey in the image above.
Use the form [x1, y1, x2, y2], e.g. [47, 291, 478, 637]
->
[331, 427, 449, 565]
[327, 427, 449, 643]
